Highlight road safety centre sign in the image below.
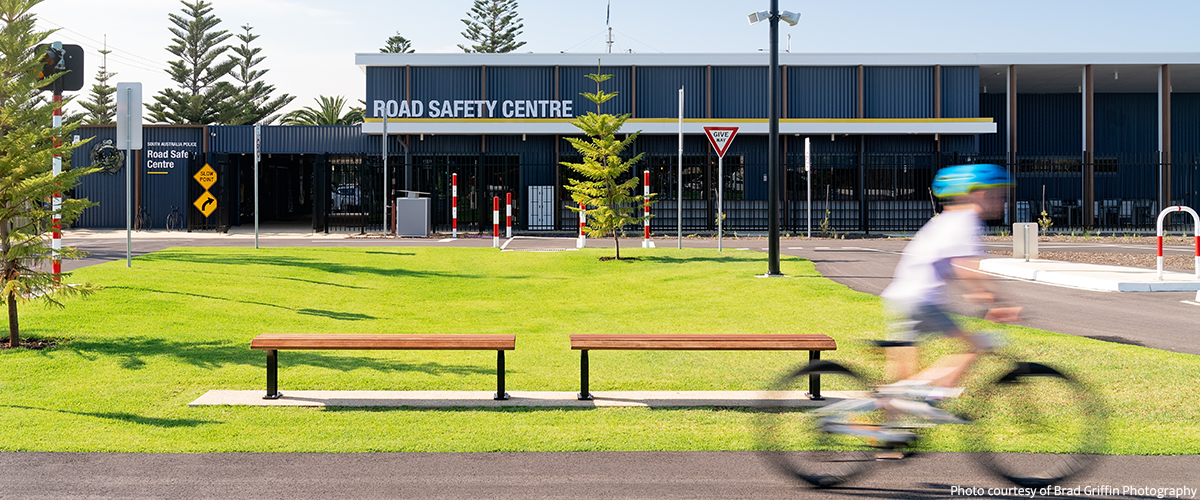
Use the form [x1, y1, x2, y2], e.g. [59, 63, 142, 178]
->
[372, 99, 574, 119]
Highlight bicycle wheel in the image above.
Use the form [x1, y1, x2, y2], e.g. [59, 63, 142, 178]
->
[966, 362, 1107, 488]
[756, 360, 886, 488]
[166, 213, 182, 232]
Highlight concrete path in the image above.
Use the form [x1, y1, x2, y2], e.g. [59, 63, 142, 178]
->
[189, 390, 848, 408]
[980, 258, 1200, 292]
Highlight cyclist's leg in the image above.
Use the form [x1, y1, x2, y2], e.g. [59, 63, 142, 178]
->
[887, 303, 978, 389]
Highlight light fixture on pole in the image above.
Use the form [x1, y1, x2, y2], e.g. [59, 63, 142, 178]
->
[749, 2, 798, 277]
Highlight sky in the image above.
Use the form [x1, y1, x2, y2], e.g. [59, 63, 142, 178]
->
[33, 0, 1200, 120]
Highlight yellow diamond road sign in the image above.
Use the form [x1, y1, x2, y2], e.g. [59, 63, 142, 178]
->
[194, 190, 217, 218]
[194, 164, 217, 190]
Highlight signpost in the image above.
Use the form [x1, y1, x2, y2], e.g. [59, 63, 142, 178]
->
[116, 83, 142, 268]
[194, 164, 218, 218]
[805, 137, 811, 238]
[703, 127, 739, 251]
[254, 125, 261, 248]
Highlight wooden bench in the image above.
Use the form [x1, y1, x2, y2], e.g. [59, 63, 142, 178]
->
[250, 334, 516, 401]
[569, 334, 837, 401]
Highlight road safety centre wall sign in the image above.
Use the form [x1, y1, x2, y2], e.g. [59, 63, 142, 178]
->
[372, 99, 574, 119]
[193, 164, 217, 217]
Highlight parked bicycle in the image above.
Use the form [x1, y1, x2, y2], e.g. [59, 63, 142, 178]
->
[755, 330, 1107, 489]
[133, 206, 151, 231]
[165, 206, 184, 232]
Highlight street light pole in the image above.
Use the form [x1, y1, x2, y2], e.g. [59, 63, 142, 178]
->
[766, 0, 783, 276]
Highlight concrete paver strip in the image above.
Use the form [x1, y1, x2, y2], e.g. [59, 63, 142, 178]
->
[189, 390, 855, 408]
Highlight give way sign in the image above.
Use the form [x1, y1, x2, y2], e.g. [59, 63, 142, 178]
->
[703, 127, 739, 158]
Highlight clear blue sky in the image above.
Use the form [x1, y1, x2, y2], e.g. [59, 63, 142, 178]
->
[35, 0, 1199, 120]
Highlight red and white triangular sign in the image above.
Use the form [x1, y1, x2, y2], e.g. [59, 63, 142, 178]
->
[703, 127, 739, 158]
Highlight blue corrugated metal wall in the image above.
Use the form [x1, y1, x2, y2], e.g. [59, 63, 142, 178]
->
[712, 67, 766, 119]
[868, 66, 931, 118]
[1172, 93, 1200, 162]
[787, 67, 856, 119]
[211, 125, 377, 154]
[940, 135, 978, 155]
[979, 93, 1006, 155]
[941, 66, 978, 118]
[487, 66, 554, 104]
[365, 66, 406, 115]
[865, 67, 934, 119]
[560, 66, 632, 116]
[72, 126, 120, 228]
[635, 67, 705, 118]
[1095, 93, 1156, 160]
[72, 126, 202, 228]
[1018, 94, 1081, 157]
[866, 136, 936, 153]
[411, 67, 482, 104]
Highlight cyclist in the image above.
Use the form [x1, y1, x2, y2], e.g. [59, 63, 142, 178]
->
[879, 163, 1021, 397]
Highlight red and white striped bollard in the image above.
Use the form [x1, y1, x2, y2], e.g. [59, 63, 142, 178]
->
[506, 192, 512, 239]
[52, 93, 62, 280]
[451, 173, 458, 238]
[577, 202, 586, 249]
[493, 196, 500, 248]
[642, 170, 650, 248]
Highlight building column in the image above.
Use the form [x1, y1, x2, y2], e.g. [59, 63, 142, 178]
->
[1160, 64, 1172, 210]
[1006, 65, 1017, 225]
[857, 66, 866, 232]
[1083, 65, 1094, 228]
[934, 65, 941, 154]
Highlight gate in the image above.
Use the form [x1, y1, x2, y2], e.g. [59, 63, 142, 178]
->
[413, 154, 520, 234]
[190, 153, 232, 232]
[323, 154, 387, 234]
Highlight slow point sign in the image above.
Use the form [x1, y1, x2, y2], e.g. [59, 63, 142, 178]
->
[193, 164, 217, 190]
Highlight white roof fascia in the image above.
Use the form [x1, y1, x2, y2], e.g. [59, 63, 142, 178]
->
[361, 120, 996, 136]
[356, 52, 1200, 68]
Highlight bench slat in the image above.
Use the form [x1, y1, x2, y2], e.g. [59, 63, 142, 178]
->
[251, 334, 516, 351]
[570, 334, 836, 351]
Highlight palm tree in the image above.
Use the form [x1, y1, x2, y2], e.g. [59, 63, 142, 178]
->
[280, 96, 364, 125]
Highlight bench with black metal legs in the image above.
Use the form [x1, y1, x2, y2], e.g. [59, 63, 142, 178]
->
[569, 334, 837, 401]
[249, 334, 517, 401]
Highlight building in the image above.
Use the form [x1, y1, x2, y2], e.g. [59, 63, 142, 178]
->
[70, 52, 1200, 234]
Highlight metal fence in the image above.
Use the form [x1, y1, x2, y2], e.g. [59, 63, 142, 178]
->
[315, 151, 1199, 235]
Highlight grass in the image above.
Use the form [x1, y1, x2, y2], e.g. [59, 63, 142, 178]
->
[0, 246, 1197, 454]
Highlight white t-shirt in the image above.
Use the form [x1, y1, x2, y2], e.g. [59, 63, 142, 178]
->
[881, 209, 982, 307]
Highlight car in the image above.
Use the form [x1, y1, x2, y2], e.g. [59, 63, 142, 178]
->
[332, 184, 360, 212]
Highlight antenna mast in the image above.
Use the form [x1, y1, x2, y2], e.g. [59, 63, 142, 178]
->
[606, 0, 613, 53]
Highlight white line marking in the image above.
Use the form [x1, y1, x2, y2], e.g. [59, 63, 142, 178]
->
[1181, 301, 1200, 307]
[500, 237, 515, 250]
[438, 238, 455, 242]
[735, 248, 750, 251]
[786, 247, 803, 250]
[815, 247, 831, 250]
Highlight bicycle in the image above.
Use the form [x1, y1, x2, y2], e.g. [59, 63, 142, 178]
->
[755, 330, 1107, 489]
[133, 206, 151, 231]
[165, 206, 184, 232]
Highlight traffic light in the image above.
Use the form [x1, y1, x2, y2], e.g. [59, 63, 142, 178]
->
[35, 42, 84, 92]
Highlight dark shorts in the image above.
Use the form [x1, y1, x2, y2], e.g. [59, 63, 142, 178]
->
[897, 304, 963, 342]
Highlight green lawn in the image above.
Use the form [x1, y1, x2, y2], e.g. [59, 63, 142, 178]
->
[1, 246, 1197, 454]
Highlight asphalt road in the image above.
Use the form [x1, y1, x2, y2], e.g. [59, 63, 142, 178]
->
[3, 451, 1197, 500]
[22, 230, 1195, 499]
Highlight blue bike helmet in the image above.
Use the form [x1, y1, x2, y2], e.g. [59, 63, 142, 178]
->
[931, 164, 1013, 198]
